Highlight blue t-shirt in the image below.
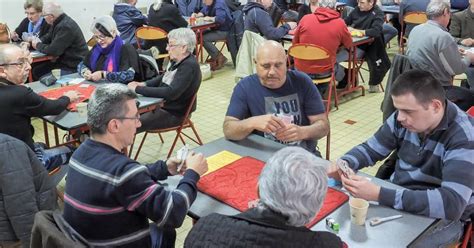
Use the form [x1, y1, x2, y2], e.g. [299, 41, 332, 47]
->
[226, 70, 326, 155]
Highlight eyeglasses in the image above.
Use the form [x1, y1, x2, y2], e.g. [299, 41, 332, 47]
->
[93, 34, 108, 41]
[167, 43, 184, 48]
[0, 57, 30, 69]
[115, 113, 141, 122]
[25, 11, 38, 16]
[41, 13, 52, 17]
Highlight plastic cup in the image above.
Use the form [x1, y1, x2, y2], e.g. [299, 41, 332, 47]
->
[349, 198, 369, 225]
[76, 102, 88, 117]
[51, 69, 61, 80]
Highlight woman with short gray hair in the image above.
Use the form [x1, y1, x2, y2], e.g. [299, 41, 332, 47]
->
[184, 147, 343, 247]
[128, 28, 202, 132]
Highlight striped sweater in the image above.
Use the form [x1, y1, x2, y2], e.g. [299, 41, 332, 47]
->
[342, 101, 474, 221]
[63, 139, 199, 247]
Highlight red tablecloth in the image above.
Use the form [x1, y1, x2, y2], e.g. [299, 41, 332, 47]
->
[39, 83, 95, 111]
[197, 156, 348, 228]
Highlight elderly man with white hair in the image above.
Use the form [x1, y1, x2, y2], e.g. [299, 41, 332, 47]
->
[77, 15, 141, 84]
[184, 146, 343, 247]
[31, 1, 88, 80]
[63, 84, 208, 248]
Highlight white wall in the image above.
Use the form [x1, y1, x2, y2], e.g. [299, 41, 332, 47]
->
[0, 0, 155, 39]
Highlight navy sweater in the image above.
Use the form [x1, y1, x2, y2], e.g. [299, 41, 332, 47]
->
[243, 2, 291, 41]
[63, 139, 200, 247]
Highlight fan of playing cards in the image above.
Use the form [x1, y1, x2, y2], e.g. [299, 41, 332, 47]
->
[176, 145, 189, 171]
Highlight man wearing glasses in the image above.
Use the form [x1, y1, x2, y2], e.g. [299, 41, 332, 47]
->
[30, 1, 88, 80]
[0, 43, 80, 170]
[63, 84, 208, 247]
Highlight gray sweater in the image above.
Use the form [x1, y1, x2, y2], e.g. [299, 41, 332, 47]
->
[407, 20, 471, 86]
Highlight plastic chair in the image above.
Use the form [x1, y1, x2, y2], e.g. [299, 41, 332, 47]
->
[131, 93, 203, 159]
[135, 26, 169, 60]
[459, 221, 472, 248]
[467, 106, 474, 117]
[288, 44, 334, 159]
[288, 44, 338, 114]
[399, 12, 427, 54]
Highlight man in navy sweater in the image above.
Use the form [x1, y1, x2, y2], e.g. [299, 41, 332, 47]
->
[63, 84, 208, 248]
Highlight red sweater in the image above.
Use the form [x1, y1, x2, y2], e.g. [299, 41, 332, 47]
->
[293, 7, 352, 74]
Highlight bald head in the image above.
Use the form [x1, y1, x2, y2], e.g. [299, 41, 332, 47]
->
[254, 40, 288, 89]
[256, 40, 286, 63]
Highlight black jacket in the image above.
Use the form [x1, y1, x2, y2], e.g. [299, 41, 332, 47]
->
[14, 17, 51, 41]
[0, 79, 70, 150]
[36, 14, 88, 70]
[146, 2, 188, 53]
[184, 208, 343, 247]
[135, 54, 201, 116]
[345, 5, 390, 86]
[0, 134, 57, 247]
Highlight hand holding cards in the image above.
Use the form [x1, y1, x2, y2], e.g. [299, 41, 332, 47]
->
[336, 159, 354, 178]
[176, 145, 189, 172]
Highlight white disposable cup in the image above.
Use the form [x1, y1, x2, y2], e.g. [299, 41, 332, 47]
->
[51, 69, 61, 79]
[349, 197, 369, 225]
[76, 102, 88, 117]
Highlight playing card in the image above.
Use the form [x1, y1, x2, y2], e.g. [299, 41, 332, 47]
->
[336, 159, 354, 178]
[176, 145, 188, 171]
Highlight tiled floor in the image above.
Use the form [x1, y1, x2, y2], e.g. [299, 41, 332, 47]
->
[32, 40, 424, 247]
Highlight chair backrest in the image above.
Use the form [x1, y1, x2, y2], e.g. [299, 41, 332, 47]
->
[403, 12, 428, 25]
[135, 26, 168, 49]
[288, 43, 334, 74]
[138, 54, 160, 81]
[86, 36, 97, 48]
[31, 210, 89, 248]
[467, 106, 474, 117]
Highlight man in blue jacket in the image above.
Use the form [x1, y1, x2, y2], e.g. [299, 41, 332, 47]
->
[113, 0, 148, 46]
[243, 0, 296, 41]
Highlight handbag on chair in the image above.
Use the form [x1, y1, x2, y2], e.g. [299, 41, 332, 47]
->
[0, 23, 11, 44]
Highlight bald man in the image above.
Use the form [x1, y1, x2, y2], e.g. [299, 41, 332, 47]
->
[223, 41, 329, 157]
[0, 44, 79, 170]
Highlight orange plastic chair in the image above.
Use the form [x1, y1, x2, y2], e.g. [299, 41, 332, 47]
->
[467, 106, 474, 117]
[288, 44, 335, 159]
[399, 12, 428, 54]
[460, 221, 472, 248]
[135, 26, 169, 59]
[288, 44, 339, 114]
[131, 93, 203, 159]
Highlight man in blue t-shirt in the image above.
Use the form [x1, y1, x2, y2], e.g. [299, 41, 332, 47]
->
[223, 40, 329, 157]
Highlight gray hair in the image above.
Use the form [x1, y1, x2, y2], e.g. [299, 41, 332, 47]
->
[168, 28, 196, 54]
[258, 147, 328, 227]
[0, 44, 22, 65]
[24, 0, 43, 12]
[87, 84, 137, 135]
[42, 2, 63, 17]
[319, 0, 336, 8]
[426, 0, 450, 19]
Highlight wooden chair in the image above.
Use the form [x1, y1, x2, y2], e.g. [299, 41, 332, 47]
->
[288, 44, 335, 159]
[131, 93, 203, 159]
[135, 26, 169, 60]
[399, 12, 427, 54]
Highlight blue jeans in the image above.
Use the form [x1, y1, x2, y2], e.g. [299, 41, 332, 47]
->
[410, 219, 464, 248]
[150, 225, 176, 248]
[34, 143, 73, 171]
[383, 23, 398, 45]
